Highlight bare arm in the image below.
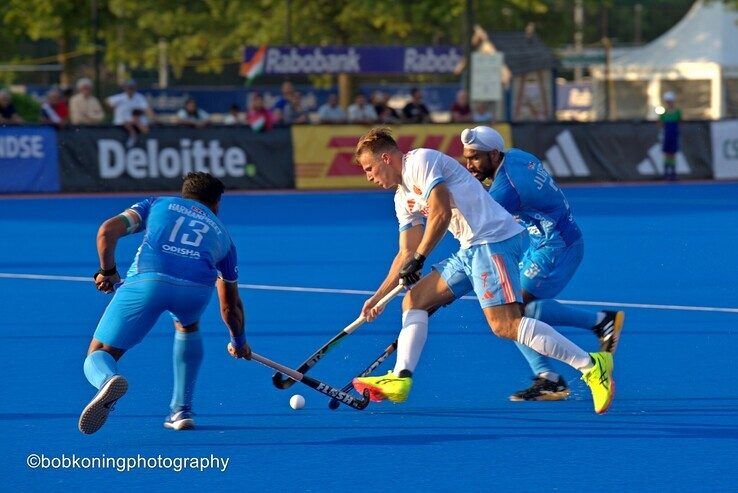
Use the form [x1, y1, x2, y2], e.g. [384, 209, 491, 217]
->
[97, 218, 125, 271]
[217, 279, 251, 358]
[415, 183, 452, 257]
[94, 212, 137, 293]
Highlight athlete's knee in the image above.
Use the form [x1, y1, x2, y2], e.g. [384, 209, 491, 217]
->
[487, 319, 519, 339]
[401, 284, 437, 311]
[485, 304, 523, 340]
[87, 339, 125, 360]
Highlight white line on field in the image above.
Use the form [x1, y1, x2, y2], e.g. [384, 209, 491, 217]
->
[0, 272, 736, 314]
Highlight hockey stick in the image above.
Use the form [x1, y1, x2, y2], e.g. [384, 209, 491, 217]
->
[271, 282, 405, 389]
[327, 339, 398, 410]
[250, 352, 371, 410]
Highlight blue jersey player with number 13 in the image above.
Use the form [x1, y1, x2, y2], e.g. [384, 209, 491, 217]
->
[461, 126, 625, 401]
[78, 172, 252, 435]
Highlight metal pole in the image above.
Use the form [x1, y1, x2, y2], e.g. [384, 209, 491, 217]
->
[634, 3, 643, 45]
[464, 0, 474, 95]
[574, 0, 583, 81]
[91, 0, 101, 99]
[286, 0, 292, 45]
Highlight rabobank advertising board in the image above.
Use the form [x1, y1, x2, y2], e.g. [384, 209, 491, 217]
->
[0, 126, 60, 193]
[58, 127, 294, 192]
[242, 45, 463, 75]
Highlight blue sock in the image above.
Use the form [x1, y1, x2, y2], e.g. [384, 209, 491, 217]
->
[83, 350, 119, 389]
[515, 342, 554, 376]
[525, 299, 598, 330]
[170, 331, 204, 412]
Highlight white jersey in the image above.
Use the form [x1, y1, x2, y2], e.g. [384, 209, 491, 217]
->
[394, 148, 523, 249]
[106, 92, 150, 125]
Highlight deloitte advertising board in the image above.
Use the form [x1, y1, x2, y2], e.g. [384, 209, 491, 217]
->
[58, 127, 293, 191]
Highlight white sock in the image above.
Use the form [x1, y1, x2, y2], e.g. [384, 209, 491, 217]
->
[539, 371, 560, 383]
[517, 317, 593, 371]
[393, 309, 428, 375]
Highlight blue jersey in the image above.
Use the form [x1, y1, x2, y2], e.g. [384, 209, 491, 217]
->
[489, 148, 581, 248]
[125, 197, 238, 286]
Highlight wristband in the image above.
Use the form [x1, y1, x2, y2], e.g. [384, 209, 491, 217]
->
[230, 333, 246, 348]
[94, 266, 118, 279]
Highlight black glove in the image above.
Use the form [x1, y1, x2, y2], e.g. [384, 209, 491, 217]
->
[399, 253, 425, 286]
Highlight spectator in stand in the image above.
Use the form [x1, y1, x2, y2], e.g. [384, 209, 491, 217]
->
[0, 90, 23, 124]
[70, 78, 104, 124]
[402, 87, 431, 123]
[316, 93, 346, 124]
[40, 88, 68, 126]
[347, 93, 378, 124]
[373, 91, 400, 124]
[246, 92, 274, 132]
[283, 91, 310, 125]
[451, 89, 472, 123]
[271, 81, 295, 125]
[223, 103, 244, 125]
[472, 101, 494, 123]
[176, 98, 210, 128]
[106, 79, 155, 147]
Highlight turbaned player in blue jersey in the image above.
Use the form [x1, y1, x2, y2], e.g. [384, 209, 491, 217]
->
[78, 172, 251, 435]
[461, 126, 625, 402]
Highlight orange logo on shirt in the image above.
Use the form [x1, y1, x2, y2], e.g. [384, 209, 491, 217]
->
[413, 186, 422, 195]
[483, 291, 493, 299]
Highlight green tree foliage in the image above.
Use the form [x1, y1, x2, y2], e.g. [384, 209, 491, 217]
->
[0, 0, 697, 82]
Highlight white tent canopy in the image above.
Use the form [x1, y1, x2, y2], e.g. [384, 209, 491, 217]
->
[592, 0, 738, 119]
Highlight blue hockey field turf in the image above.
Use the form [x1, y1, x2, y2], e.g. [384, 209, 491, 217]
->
[1, 182, 737, 492]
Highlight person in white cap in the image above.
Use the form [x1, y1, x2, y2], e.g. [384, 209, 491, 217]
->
[659, 92, 681, 181]
[350, 127, 616, 414]
[70, 78, 104, 124]
[461, 125, 625, 402]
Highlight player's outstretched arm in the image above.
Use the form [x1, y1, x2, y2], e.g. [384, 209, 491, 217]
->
[217, 278, 251, 359]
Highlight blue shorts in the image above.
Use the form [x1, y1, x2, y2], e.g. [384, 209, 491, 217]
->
[433, 233, 524, 309]
[93, 272, 213, 350]
[520, 238, 583, 299]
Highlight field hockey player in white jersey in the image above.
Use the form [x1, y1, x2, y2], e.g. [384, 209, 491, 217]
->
[351, 128, 615, 414]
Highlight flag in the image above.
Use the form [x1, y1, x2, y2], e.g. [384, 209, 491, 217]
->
[240, 45, 267, 85]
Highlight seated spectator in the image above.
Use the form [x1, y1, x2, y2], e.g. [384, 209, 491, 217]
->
[402, 87, 431, 123]
[451, 89, 472, 123]
[347, 93, 378, 124]
[0, 90, 23, 124]
[246, 92, 274, 132]
[223, 103, 244, 125]
[283, 91, 310, 125]
[40, 88, 68, 126]
[472, 102, 493, 123]
[271, 80, 295, 125]
[176, 98, 210, 127]
[106, 79, 155, 147]
[69, 78, 104, 124]
[373, 91, 400, 124]
[316, 93, 346, 124]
